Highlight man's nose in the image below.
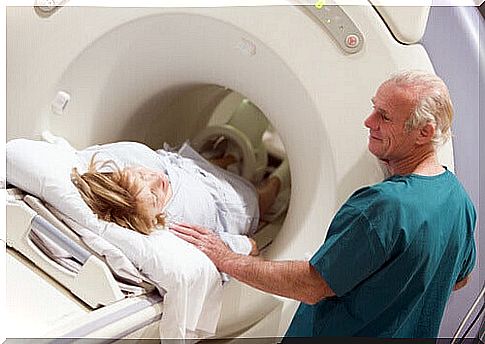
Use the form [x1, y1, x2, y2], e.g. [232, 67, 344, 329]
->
[364, 111, 378, 130]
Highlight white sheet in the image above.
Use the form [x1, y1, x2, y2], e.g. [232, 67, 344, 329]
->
[6, 137, 224, 339]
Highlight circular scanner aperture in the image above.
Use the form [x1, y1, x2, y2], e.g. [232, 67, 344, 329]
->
[129, 85, 292, 251]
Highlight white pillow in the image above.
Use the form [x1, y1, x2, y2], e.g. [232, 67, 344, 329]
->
[6, 138, 169, 265]
[6, 138, 168, 234]
[6, 138, 101, 228]
[6, 138, 143, 282]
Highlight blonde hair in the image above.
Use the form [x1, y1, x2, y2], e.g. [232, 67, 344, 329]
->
[70, 154, 165, 235]
[386, 70, 454, 146]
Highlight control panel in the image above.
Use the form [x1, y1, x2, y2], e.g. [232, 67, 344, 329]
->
[302, 3, 365, 54]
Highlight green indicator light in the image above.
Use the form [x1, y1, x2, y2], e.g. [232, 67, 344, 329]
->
[314, 0, 325, 9]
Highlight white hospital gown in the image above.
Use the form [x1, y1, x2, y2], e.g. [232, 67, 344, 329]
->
[80, 141, 259, 255]
[158, 142, 260, 255]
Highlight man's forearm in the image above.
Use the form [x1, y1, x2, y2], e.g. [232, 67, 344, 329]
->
[167, 222, 335, 303]
[220, 253, 334, 305]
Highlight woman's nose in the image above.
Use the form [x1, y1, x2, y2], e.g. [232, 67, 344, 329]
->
[150, 174, 163, 187]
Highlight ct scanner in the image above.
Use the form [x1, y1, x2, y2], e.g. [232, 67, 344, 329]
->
[5, 2, 474, 341]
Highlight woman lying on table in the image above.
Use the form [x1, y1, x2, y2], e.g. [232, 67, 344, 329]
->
[71, 142, 289, 256]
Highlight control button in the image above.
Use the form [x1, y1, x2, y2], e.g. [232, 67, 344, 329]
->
[345, 34, 360, 48]
[51, 91, 71, 115]
[237, 38, 256, 56]
[35, 0, 62, 12]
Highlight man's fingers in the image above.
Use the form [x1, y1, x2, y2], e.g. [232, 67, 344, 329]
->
[191, 224, 211, 234]
[170, 230, 212, 254]
[169, 229, 200, 246]
[169, 223, 204, 239]
[172, 221, 211, 235]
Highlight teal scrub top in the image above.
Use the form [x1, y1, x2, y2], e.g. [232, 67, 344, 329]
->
[285, 168, 476, 338]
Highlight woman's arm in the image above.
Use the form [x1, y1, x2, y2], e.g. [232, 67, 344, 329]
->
[218, 231, 259, 256]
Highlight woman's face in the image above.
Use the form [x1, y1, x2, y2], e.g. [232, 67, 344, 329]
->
[124, 166, 170, 221]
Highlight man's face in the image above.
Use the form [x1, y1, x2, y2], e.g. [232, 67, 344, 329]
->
[364, 82, 420, 162]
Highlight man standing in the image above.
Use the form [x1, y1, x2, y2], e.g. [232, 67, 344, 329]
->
[170, 70, 476, 338]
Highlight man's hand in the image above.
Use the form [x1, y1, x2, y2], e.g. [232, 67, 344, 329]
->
[168, 222, 237, 269]
[454, 275, 470, 291]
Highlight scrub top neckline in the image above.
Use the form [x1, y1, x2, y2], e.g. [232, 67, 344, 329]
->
[389, 166, 451, 180]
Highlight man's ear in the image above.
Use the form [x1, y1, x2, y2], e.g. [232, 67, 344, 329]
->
[417, 122, 436, 145]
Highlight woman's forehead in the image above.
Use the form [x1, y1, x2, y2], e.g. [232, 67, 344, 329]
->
[125, 165, 156, 178]
[122, 167, 149, 196]
[126, 165, 148, 173]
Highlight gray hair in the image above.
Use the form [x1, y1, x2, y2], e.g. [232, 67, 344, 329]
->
[386, 70, 454, 146]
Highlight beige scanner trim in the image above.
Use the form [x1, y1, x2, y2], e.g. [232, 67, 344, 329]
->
[371, 3, 431, 44]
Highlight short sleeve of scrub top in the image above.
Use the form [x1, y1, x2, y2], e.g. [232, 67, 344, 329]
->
[457, 233, 476, 283]
[309, 196, 388, 297]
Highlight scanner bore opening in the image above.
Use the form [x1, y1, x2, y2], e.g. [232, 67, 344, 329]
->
[127, 84, 291, 251]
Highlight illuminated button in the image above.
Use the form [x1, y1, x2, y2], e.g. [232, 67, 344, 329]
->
[314, 0, 325, 9]
[345, 34, 360, 48]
